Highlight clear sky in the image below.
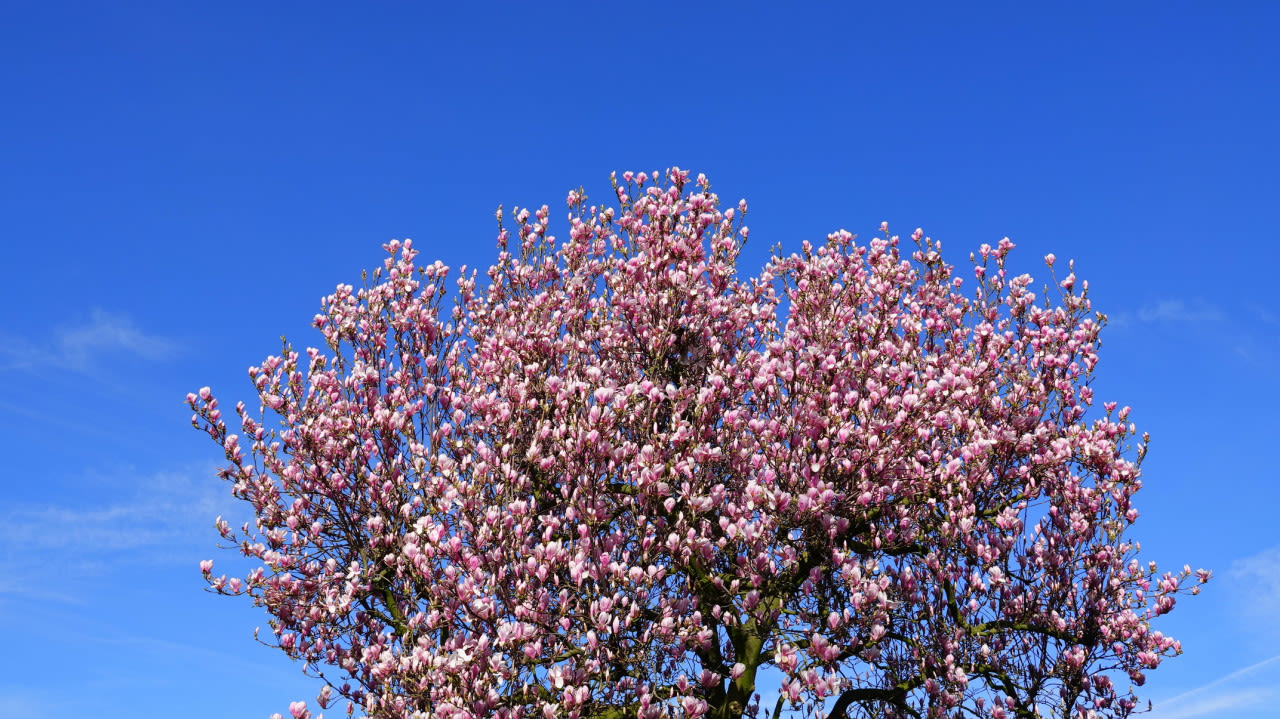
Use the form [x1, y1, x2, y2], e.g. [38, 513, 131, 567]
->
[1, 2, 1277, 718]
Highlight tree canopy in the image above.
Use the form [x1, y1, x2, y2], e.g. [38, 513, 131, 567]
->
[189, 169, 1206, 719]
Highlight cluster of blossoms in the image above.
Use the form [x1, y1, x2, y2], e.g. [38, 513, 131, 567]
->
[189, 169, 1206, 719]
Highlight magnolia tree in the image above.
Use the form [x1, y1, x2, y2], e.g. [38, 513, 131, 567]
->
[189, 169, 1206, 719]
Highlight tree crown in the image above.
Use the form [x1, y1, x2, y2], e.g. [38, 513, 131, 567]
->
[189, 169, 1206, 719]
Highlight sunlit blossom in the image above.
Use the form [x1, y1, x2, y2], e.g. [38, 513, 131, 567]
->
[189, 170, 1203, 719]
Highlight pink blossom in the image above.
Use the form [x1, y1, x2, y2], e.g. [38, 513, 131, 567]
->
[190, 170, 1201, 719]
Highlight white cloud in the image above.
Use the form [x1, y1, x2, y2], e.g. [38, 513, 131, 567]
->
[1228, 544, 1280, 624]
[0, 465, 235, 600]
[1148, 548, 1280, 718]
[1134, 300, 1223, 324]
[1107, 299, 1224, 329]
[0, 398, 130, 442]
[1243, 302, 1280, 327]
[0, 574, 87, 605]
[1107, 299, 1280, 368]
[1230, 307, 1280, 366]
[1233, 340, 1278, 368]
[0, 308, 176, 372]
[0, 691, 79, 719]
[1153, 686, 1275, 719]
[56, 308, 177, 365]
[1149, 653, 1280, 719]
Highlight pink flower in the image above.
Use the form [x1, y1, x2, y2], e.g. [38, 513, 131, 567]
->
[188, 170, 1199, 719]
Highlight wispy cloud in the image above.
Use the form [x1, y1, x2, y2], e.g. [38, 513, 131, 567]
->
[1147, 548, 1280, 718]
[57, 308, 176, 365]
[1149, 653, 1280, 719]
[1243, 302, 1280, 328]
[0, 690, 81, 719]
[1233, 339, 1279, 368]
[1153, 687, 1275, 719]
[1136, 300, 1222, 323]
[0, 398, 132, 444]
[1107, 299, 1223, 329]
[0, 575, 87, 606]
[0, 466, 224, 553]
[1, 503, 196, 552]
[1228, 544, 1280, 627]
[1232, 305, 1280, 367]
[1107, 299, 1280, 368]
[0, 308, 177, 372]
[0, 465, 234, 601]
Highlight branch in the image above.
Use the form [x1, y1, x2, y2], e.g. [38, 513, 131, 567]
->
[825, 683, 920, 719]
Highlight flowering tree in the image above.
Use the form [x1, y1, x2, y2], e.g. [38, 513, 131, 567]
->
[189, 169, 1206, 719]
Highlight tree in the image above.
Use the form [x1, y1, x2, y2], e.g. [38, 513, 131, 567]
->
[189, 169, 1207, 719]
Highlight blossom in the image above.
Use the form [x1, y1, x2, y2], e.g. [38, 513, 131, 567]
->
[190, 169, 1200, 719]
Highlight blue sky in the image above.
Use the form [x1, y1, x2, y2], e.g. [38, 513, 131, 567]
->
[1, 2, 1277, 717]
